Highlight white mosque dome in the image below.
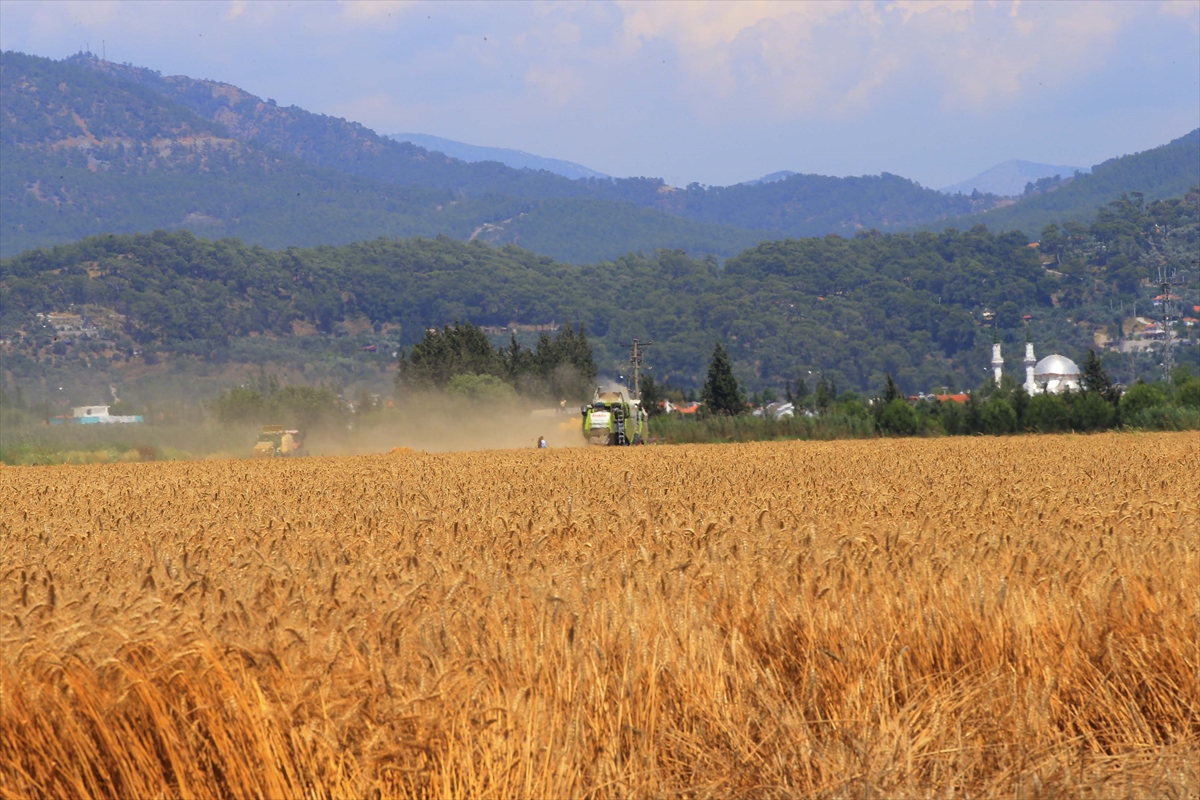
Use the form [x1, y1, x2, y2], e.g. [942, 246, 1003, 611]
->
[1034, 354, 1080, 379]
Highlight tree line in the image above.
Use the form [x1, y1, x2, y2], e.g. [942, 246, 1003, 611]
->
[397, 321, 597, 402]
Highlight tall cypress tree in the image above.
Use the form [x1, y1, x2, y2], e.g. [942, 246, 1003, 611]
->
[883, 373, 903, 404]
[1081, 349, 1119, 405]
[702, 342, 746, 416]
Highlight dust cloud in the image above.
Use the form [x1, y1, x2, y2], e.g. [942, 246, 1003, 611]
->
[305, 395, 587, 456]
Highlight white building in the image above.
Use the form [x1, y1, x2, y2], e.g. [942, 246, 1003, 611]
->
[752, 401, 795, 420]
[1031, 354, 1081, 394]
[995, 330, 1081, 395]
[68, 405, 143, 424]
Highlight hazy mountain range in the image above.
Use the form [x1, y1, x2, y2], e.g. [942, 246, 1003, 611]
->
[388, 133, 609, 180]
[941, 160, 1089, 197]
[931, 129, 1199, 234]
[740, 171, 800, 186]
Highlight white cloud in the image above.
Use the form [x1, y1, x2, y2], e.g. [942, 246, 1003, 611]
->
[609, 0, 1132, 117]
[336, 0, 417, 23]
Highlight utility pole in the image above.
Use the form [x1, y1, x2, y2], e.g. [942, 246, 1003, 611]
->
[620, 339, 652, 399]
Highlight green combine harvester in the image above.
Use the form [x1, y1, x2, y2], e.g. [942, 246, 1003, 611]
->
[252, 426, 307, 458]
[582, 386, 647, 446]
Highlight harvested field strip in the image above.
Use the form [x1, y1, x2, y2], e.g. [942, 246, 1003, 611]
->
[1, 433, 1198, 797]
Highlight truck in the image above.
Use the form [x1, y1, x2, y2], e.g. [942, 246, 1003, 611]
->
[581, 386, 647, 446]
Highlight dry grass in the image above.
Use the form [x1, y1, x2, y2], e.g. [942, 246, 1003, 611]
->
[1, 433, 1197, 799]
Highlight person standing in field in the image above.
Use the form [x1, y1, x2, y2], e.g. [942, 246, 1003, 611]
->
[538, 436, 547, 449]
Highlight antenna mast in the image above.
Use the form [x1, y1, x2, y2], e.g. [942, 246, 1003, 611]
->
[620, 339, 652, 399]
[1156, 264, 1184, 382]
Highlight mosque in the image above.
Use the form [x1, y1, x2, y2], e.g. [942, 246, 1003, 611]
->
[991, 327, 1081, 395]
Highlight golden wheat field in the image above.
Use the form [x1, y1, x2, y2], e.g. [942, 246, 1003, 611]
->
[1, 433, 1198, 799]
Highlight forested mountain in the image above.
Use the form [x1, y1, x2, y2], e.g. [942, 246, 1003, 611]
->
[63, 53, 1006, 237]
[653, 172, 1000, 237]
[66, 52, 670, 204]
[936, 130, 1200, 236]
[5, 192, 1195, 407]
[0, 51, 760, 262]
[7, 51, 1191, 263]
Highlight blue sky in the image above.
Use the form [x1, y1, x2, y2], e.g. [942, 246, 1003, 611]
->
[2, 0, 1197, 188]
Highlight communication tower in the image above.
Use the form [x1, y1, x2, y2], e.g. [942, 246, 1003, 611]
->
[1155, 265, 1184, 382]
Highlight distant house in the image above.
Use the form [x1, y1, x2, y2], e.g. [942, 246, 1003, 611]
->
[934, 393, 970, 404]
[74, 404, 109, 418]
[1141, 324, 1165, 339]
[51, 405, 144, 425]
[753, 401, 795, 420]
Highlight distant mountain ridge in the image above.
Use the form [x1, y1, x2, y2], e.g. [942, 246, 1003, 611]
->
[941, 160, 1088, 197]
[0, 50, 765, 261]
[59, 53, 1007, 237]
[935, 129, 1200, 236]
[5, 50, 1187, 261]
[741, 170, 798, 186]
[389, 133, 609, 180]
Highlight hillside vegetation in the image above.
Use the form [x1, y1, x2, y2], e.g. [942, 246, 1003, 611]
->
[5, 191, 1195, 408]
[9, 50, 1192, 262]
[0, 51, 761, 263]
[72, 53, 1005, 236]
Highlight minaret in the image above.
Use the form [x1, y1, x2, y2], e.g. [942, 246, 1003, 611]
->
[1023, 316, 1038, 395]
[984, 309, 1002, 386]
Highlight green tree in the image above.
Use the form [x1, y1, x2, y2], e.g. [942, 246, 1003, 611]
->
[445, 373, 518, 403]
[883, 373, 904, 404]
[836, 398, 872, 420]
[639, 373, 665, 417]
[879, 398, 918, 436]
[938, 398, 968, 435]
[210, 385, 268, 423]
[1024, 393, 1070, 433]
[1080, 350, 1119, 406]
[273, 385, 342, 426]
[701, 342, 746, 416]
[531, 323, 597, 401]
[981, 396, 1017, 435]
[792, 377, 809, 405]
[1119, 382, 1168, 419]
[1176, 378, 1200, 409]
[814, 374, 834, 413]
[398, 322, 501, 391]
[1071, 392, 1115, 431]
[108, 399, 140, 416]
